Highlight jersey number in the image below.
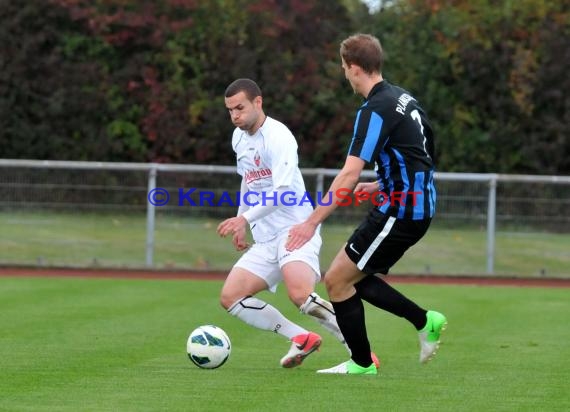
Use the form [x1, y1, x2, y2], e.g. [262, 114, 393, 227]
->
[411, 109, 430, 159]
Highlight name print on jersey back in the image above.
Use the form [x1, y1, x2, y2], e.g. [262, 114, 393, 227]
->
[395, 93, 416, 115]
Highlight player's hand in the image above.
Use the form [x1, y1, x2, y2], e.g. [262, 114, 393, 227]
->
[217, 215, 248, 238]
[232, 228, 250, 251]
[354, 181, 380, 205]
[354, 181, 379, 195]
[285, 221, 318, 251]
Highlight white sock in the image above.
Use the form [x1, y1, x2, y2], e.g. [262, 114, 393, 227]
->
[300, 292, 351, 354]
[228, 296, 306, 339]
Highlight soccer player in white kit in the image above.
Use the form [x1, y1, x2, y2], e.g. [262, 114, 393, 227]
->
[217, 78, 350, 368]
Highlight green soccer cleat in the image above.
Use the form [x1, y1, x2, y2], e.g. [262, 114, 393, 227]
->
[418, 310, 448, 364]
[317, 359, 377, 375]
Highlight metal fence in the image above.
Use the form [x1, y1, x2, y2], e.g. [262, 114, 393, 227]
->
[0, 159, 568, 276]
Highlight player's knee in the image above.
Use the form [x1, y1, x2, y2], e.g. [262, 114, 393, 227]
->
[323, 274, 335, 293]
[287, 288, 311, 307]
[323, 272, 347, 299]
[220, 291, 237, 310]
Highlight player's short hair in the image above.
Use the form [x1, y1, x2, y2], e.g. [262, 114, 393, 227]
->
[225, 78, 262, 101]
[340, 34, 384, 75]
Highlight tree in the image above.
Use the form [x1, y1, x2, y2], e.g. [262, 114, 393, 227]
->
[3, 0, 566, 173]
[360, 0, 569, 173]
[0, 0, 115, 160]
[11, 0, 354, 166]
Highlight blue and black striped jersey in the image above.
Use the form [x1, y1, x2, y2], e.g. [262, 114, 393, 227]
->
[348, 80, 436, 220]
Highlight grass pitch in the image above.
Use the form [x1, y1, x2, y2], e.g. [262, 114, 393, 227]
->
[1, 276, 569, 411]
[1, 212, 569, 276]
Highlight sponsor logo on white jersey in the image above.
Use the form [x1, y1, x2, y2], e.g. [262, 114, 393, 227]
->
[244, 168, 272, 184]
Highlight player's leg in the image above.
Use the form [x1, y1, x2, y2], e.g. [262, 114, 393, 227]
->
[282, 260, 381, 367]
[346, 213, 447, 363]
[322, 248, 377, 368]
[355, 275, 427, 330]
[354, 274, 447, 363]
[350, 216, 428, 327]
[280, 231, 348, 347]
[221, 245, 308, 341]
[271, 231, 328, 367]
[271, 261, 321, 368]
[279, 231, 382, 363]
[316, 249, 377, 374]
[319, 212, 404, 374]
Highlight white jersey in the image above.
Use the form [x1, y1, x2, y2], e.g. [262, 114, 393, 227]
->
[232, 116, 313, 243]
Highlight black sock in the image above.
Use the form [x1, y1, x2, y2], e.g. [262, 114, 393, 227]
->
[331, 293, 373, 368]
[354, 275, 427, 330]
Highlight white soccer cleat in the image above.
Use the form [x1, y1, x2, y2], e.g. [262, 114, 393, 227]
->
[317, 359, 377, 375]
[280, 332, 322, 368]
[418, 310, 448, 363]
[317, 360, 351, 374]
[419, 337, 438, 364]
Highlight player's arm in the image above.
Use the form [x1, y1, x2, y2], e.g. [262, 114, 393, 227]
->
[230, 177, 251, 251]
[285, 156, 365, 251]
[286, 107, 382, 251]
[354, 180, 380, 195]
[308, 155, 364, 225]
[236, 177, 250, 217]
[240, 186, 290, 223]
[220, 132, 254, 250]
[217, 177, 251, 250]
[217, 181, 290, 239]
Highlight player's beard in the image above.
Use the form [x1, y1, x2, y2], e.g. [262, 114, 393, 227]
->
[239, 114, 261, 135]
[239, 121, 256, 135]
[235, 118, 253, 132]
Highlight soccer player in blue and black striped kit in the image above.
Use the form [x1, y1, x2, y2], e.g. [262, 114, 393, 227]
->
[286, 33, 447, 374]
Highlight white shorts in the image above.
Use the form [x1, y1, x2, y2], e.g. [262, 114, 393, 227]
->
[233, 230, 322, 293]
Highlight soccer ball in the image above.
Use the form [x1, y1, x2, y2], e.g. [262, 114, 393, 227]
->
[187, 325, 231, 369]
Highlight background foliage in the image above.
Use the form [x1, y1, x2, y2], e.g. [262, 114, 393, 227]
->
[1, 0, 568, 173]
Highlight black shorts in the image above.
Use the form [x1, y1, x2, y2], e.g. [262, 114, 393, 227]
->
[344, 209, 431, 275]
